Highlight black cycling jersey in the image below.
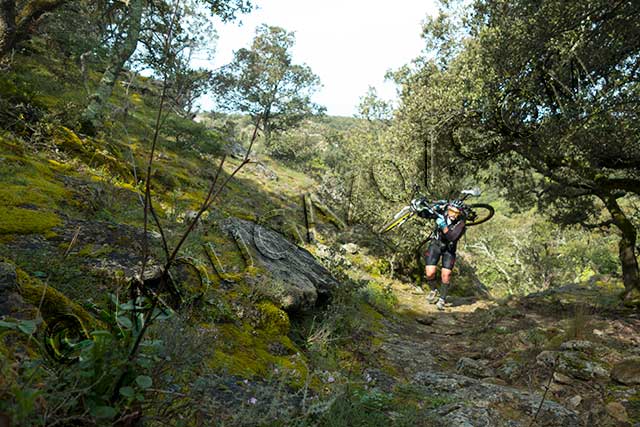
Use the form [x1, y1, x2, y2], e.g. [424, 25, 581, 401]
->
[424, 204, 466, 269]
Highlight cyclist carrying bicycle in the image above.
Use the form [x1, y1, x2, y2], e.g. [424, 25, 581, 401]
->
[415, 199, 467, 310]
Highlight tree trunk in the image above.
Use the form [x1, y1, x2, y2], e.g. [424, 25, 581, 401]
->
[0, 0, 69, 60]
[262, 106, 271, 147]
[81, 0, 143, 133]
[0, 0, 68, 61]
[0, 1, 16, 60]
[15, 0, 67, 37]
[263, 121, 272, 147]
[601, 194, 640, 296]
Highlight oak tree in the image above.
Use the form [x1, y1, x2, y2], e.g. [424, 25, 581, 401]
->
[212, 24, 325, 146]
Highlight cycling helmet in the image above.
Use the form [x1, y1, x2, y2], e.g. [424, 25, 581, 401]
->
[448, 199, 465, 211]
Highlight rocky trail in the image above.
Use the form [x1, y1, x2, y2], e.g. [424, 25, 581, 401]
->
[2, 208, 639, 426]
[354, 278, 640, 426]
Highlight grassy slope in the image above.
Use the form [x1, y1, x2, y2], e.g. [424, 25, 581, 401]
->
[0, 47, 396, 424]
[1, 44, 638, 426]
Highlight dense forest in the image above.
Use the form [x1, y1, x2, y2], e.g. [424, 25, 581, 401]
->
[0, 0, 639, 426]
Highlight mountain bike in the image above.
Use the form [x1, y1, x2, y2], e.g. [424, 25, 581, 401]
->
[380, 187, 495, 233]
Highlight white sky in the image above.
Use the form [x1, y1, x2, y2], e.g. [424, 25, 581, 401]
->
[196, 1, 438, 117]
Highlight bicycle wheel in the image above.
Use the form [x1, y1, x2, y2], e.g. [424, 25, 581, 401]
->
[465, 203, 495, 226]
[380, 206, 414, 233]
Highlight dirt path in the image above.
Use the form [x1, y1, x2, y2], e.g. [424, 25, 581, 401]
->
[370, 280, 498, 383]
[363, 278, 640, 426]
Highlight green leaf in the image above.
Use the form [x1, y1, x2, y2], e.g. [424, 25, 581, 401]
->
[92, 405, 117, 419]
[135, 375, 152, 389]
[119, 301, 144, 311]
[151, 307, 174, 321]
[136, 357, 153, 369]
[117, 316, 133, 330]
[17, 319, 37, 335]
[119, 386, 135, 398]
[33, 271, 47, 278]
[0, 320, 18, 330]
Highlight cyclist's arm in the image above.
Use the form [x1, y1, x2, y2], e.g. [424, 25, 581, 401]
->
[432, 200, 447, 214]
[443, 220, 465, 241]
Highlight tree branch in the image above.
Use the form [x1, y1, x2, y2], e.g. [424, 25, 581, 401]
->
[580, 219, 614, 230]
[594, 177, 640, 195]
[15, 0, 68, 42]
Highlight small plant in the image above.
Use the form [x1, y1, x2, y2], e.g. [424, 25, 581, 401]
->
[566, 302, 591, 340]
[362, 281, 398, 314]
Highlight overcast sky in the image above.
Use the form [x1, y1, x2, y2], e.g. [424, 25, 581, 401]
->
[196, 1, 438, 117]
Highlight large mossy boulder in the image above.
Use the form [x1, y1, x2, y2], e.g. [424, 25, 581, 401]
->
[220, 217, 338, 312]
[0, 261, 97, 330]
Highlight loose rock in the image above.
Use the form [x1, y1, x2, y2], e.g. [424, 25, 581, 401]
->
[456, 357, 495, 379]
[605, 401, 629, 423]
[611, 357, 640, 385]
[536, 350, 608, 381]
[553, 372, 574, 385]
[340, 243, 359, 254]
[560, 340, 596, 353]
[567, 395, 582, 409]
[496, 359, 521, 383]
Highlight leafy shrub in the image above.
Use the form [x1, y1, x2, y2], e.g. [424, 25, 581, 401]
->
[164, 115, 223, 154]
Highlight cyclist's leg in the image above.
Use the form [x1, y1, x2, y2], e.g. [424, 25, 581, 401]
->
[424, 240, 441, 283]
[438, 250, 456, 303]
[424, 241, 442, 301]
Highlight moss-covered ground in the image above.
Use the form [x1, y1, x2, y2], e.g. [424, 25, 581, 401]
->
[1, 45, 638, 427]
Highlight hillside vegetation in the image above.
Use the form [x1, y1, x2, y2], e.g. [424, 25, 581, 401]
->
[1, 1, 639, 426]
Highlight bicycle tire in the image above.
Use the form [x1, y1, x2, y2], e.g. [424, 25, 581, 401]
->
[380, 207, 414, 233]
[465, 203, 495, 226]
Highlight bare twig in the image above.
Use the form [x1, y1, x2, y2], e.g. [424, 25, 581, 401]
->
[126, 114, 262, 363]
[62, 226, 82, 259]
[148, 198, 171, 259]
[139, 0, 181, 284]
[529, 354, 559, 427]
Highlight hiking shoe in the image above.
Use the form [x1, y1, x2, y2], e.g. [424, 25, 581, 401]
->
[436, 297, 446, 311]
[412, 286, 425, 295]
[426, 289, 440, 303]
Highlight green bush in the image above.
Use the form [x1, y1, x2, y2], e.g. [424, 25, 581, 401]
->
[164, 115, 223, 154]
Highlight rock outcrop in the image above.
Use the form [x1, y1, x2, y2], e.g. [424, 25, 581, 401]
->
[0, 262, 31, 319]
[220, 217, 337, 312]
[414, 371, 579, 426]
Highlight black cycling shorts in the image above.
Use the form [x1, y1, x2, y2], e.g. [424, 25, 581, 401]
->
[424, 240, 456, 270]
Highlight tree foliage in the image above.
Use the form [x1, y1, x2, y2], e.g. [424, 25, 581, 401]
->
[80, 0, 252, 132]
[212, 24, 325, 145]
[398, 0, 640, 294]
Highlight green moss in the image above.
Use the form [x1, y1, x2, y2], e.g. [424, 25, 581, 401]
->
[53, 126, 85, 152]
[362, 281, 397, 314]
[626, 389, 640, 423]
[0, 151, 69, 219]
[208, 322, 307, 387]
[256, 301, 290, 335]
[15, 269, 97, 330]
[0, 207, 61, 235]
[76, 243, 113, 258]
